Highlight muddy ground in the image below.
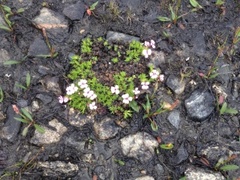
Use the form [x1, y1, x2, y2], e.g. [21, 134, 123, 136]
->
[0, 0, 240, 179]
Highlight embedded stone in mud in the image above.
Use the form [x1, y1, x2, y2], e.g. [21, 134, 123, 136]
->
[184, 89, 215, 121]
[120, 132, 158, 163]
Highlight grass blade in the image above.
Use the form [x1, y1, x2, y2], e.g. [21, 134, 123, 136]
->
[21, 108, 33, 121]
[220, 164, 239, 171]
[34, 124, 45, 134]
[157, 16, 171, 22]
[26, 72, 31, 88]
[14, 117, 28, 123]
[0, 87, 3, 102]
[3, 60, 21, 65]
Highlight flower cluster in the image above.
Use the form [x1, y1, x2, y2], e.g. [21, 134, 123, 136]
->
[142, 40, 156, 58]
[149, 69, 165, 82]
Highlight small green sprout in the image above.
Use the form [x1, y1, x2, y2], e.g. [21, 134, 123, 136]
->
[220, 102, 238, 115]
[16, 72, 31, 91]
[189, 0, 203, 9]
[0, 86, 3, 102]
[160, 143, 174, 150]
[216, 0, 225, 6]
[13, 105, 45, 136]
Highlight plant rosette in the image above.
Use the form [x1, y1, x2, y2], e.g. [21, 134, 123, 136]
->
[60, 37, 164, 118]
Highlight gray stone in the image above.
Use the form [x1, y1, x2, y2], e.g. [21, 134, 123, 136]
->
[33, 8, 68, 42]
[38, 65, 51, 75]
[93, 117, 120, 140]
[36, 94, 52, 104]
[148, 51, 165, 68]
[174, 143, 189, 164]
[30, 119, 67, 145]
[135, 176, 154, 180]
[217, 63, 232, 87]
[40, 76, 61, 95]
[191, 32, 207, 57]
[185, 166, 225, 180]
[68, 108, 94, 127]
[155, 164, 165, 176]
[12, 0, 33, 9]
[63, 1, 85, 20]
[120, 132, 158, 162]
[185, 89, 215, 121]
[0, 106, 21, 142]
[106, 31, 140, 43]
[167, 110, 181, 129]
[28, 37, 50, 57]
[166, 75, 186, 95]
[0, 49, 10, 65]
[38, 161, 78, 177]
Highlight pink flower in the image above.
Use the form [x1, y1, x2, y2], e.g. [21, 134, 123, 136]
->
[111, 85, 120, 95]
[142, 49, 152, 58]
[122, 93, 133, 104]
[159, 74, 165, 82]
[78, 79, 88, 89]
[66, 84, 78, 95]
[89, 102, 97, 110]
[150, 70, 160, 79]
[150, 40, 156, 49]
[133, 87, 140, 95]
[58, 96, 69, 104]
[141, 82, 150, 90]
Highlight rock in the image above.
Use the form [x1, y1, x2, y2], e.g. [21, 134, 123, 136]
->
[63, 1, 85, 20]
[167, 110, 181, 129]
[120, 132, 158, 162]
[93, 117, 120, 140]
[30, 119, 67, 145]
[148, 51, 165, 68]
[191, 32, 207, 57]
[166, 75, 186, 95]
[28, 37, 50, 57]
[106, 31, 140, 43]
[68, 108, 94, 127]
[12, 0, 33, 9]
[135, 176, 154, 180]
[173, 143, 189, 164]
[217, 63, 232, 87]
[185, 166, 225, 180]
[33, 8, 68, 42]
[184, 89, 215, 121]
[0, 150, 7, 169]
[36, 94, 52, 104]
[38, 65, 51, 75]
[0, 49, 10, 65]
[40, 76, 62, 95]
[155, 164, 165, 176]
[37, 161, 78, 177]
[0, 106, 21, 142]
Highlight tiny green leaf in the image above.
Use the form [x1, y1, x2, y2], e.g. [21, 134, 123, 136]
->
[114, 159, 125, 166]
[220, 164, 239, 171]
[16, 8, 25, 13]
[189, 0, 203, 8]
[220, 102, 227, 115]
[150, 121, 158, 132]
[129, 100, 140, 113]
[3, 60, 21, 65]
[2, 5, 12, 14]
[22, 126, 29, 136]
[157, 16, 171, 22]
[224, 108, 238, 115]
[34, 124, 45, 134]
[90, 1, 98, 11]
[160, 143, 174, 150]
[26, 72, 31, 88]
[216, 0, 225, 5]
[0, 24, 11, 32]
[14, 117, 29, 123]
[169, 5, 177, 21]
[16, 83, 27, 90]
[21, 108, 33, 121]
[0, 87, 3, 102]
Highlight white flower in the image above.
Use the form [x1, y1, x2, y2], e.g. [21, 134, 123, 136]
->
[142, 49, 152, 58]
[150, 39, 156, 49]
[89, 102, 97, 110]
[159, 74, 165, 82]
[122, 93, 133, 104]
[83, 87, 90, 97]
[111, 85, 120, 95]
[133, 87, 140, 95]
[89, 93, 97, 100]
[141, 82, 150, 90]
[150, 69, 160, 79]
[78, 79, 88, 89]
[66, 83, 78, 95]
[144, 41, 150, 47]
[58, 96, 69, 104]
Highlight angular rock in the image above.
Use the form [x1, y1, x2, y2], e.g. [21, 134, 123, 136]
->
[0, 106, 21, 142]
[166, 75, 185, 95]
[0, 49, 10, 65]
[30, 119, 67, 145]
[106, 31, 140, 43]
[63, 1, 85, 20]
[185, 89, 215, 121]
[167, 110, 181, 129]
[148, 51, 165, 68]
[120, 132, 158, 162]
[173, 143, 189, 164]
[68, 108, 94, 127]
[38, 161, 78, 177]
[191, 32, 207, 57]
[40, 76, 61, 95]
[93, 117, 120, 140]
[135, 176, 154, 180]
[33, 8, 68, 42]
[185, 166, 225, 180]
[28, 37, 50, 57]
[36, 94, 52, 104]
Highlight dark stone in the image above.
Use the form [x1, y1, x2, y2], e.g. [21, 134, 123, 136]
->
[185, 89, 215, 121]
[28, 37, 50, 57]
[63, 1, 85, 20]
